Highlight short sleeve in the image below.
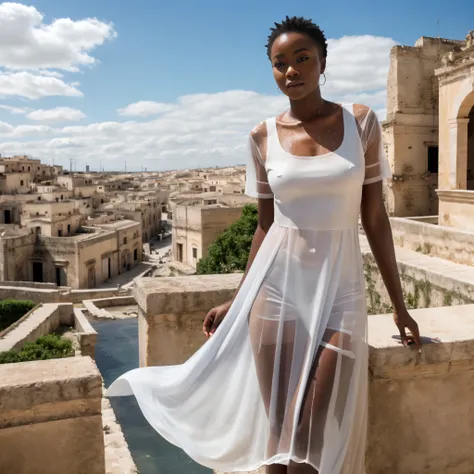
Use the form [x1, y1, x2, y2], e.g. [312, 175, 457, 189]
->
[244, 125, 274, 199]
[354, 105, 392, 185]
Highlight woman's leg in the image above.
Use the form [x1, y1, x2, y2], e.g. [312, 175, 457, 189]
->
[286, 330, 355, 474]
[248, 288, 298, 474]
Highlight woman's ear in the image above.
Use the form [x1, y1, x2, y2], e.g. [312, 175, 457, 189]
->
[320, 57, 327, 75]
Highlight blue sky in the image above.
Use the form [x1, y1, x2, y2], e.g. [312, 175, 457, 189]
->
[0, 0, 473, 170]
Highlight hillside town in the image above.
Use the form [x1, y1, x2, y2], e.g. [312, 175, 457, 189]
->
[0, 153, 253, 288]
[1, 26, 474, 474]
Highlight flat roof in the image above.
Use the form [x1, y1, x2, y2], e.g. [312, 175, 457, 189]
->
[98, 219, 140, 230]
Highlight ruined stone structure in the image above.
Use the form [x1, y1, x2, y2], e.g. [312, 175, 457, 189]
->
[383, 36, 464, 217]
[384, 32, 474, 227]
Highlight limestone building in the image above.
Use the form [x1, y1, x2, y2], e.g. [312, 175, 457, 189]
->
[383, 31, 474, 227]
[0, 220, 142, 288]
[436, 31, 474, 229]
[172, 200, 251, 269]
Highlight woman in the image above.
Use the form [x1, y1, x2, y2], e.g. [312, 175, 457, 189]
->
[108, 16, 421, 474]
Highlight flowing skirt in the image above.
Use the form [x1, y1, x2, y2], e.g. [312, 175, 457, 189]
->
[107, 223, 368, 473]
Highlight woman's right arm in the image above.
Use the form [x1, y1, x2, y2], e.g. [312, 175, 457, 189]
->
[203, 124, 274, 337]
[202, 198, 274, 337]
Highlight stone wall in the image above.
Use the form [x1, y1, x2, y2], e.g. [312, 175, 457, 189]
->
[383, 37, 461, 217]
[0, 357, 105, 474]
[35, 235, 80, 287]
[134, 274, 240, 366]
[363, 252, 474, 314]
[0, 283, 131, 304]
[134, 275, 474, 474]
[390, 217, 474, 266]
[0, 303, 97, 358]
[0, 232, 36, 281]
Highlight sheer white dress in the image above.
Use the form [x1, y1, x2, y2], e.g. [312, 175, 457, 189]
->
[107, 103, 391, 473]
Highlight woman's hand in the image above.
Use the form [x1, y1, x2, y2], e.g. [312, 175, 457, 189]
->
[203, 301, 232, 338]
[393, 307, 422, 351]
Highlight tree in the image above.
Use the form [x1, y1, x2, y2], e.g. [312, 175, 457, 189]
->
[197, 204, 257, 274]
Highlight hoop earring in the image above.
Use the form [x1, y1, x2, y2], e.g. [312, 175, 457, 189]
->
[320, 73, 327, 86]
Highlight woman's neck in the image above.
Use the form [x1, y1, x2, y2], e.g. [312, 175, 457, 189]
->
[287, 88, 328, 123]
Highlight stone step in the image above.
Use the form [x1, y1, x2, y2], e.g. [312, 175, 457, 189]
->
[83, 300, 113, 319]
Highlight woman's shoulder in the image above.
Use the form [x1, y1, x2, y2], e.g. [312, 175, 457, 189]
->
[249, 120, 268, 146]
[350, 103, 378, 121]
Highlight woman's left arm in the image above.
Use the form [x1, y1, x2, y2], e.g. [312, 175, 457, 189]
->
[361, 184, 421, 350]
[358, 103, 421, 350]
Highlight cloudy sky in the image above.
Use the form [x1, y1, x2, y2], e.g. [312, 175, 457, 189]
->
[0, 0, 472, 171]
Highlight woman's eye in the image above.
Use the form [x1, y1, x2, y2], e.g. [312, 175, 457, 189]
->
[274, 62, 284, 68]
[297, 56, 309, 63]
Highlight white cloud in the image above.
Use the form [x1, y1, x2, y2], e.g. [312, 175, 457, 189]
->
[325, 35, 396, 96]
[0, 3, 115, 100]
[0, 34, 394, 170]
[0, 104, 28, 114]
[0, 121, 13, 133]
[26, 106, 86, 123]
[0, 2, 116, 71]
[118, 101, 176, 117]
[0, 71, 83, 99]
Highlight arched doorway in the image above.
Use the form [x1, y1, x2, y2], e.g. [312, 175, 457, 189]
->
[456, 90, 474, 190]
[468, 105, 474, 190]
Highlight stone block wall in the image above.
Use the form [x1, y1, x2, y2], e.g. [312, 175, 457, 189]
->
[390, 217, 474, 266]
[0, 357, 105, 474]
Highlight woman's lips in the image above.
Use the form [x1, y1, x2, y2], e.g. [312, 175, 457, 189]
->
[287, 82, 304, 89]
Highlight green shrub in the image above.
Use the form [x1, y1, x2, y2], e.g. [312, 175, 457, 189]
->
[0, 334, 74, 364]
[0, 299, 36, 331]
[197, 204, 258, 274]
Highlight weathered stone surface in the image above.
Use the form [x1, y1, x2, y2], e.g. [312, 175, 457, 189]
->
[0, 356, 102, 426]
[102, 396, 138, 474]
[135, 274, 241, 315]
[0, 415, 105, 474]
[0, 302, 72, 352]
[135, 274, 240, 366]
[0, 356, 105, 474]
[390, 217, 474, 267]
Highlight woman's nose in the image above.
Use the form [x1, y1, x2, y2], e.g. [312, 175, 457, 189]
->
[286, 66, 300, 79]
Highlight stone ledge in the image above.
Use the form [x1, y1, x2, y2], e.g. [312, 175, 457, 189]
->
[0, 356, 102, 427]
[369, 304, 474, 379]
[360, 234, 474, 302]
[134, 274, 241, 315]
[74, 308, 98, 358]
[0, 303, 73, 352]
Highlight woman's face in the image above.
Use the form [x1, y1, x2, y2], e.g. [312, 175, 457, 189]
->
[270, 32, 326, 100]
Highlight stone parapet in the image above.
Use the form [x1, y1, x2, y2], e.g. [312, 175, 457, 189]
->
[134, 275, 240, 366]
[134, 277, 474, 474]
[0, 303, 98, 358]
[0, 357, 105, 474]
[367, 304, 474, 474]
[0, 302, 72, 352]
[390, 216, 474, 267]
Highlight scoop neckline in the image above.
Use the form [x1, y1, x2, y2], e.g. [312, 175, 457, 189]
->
[273, 104, 346, 160]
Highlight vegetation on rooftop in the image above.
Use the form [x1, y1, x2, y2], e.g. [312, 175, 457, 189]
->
[0, 334, 74, 364]
[197, 204, 257, 274]
[0, 299, 36, 332]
